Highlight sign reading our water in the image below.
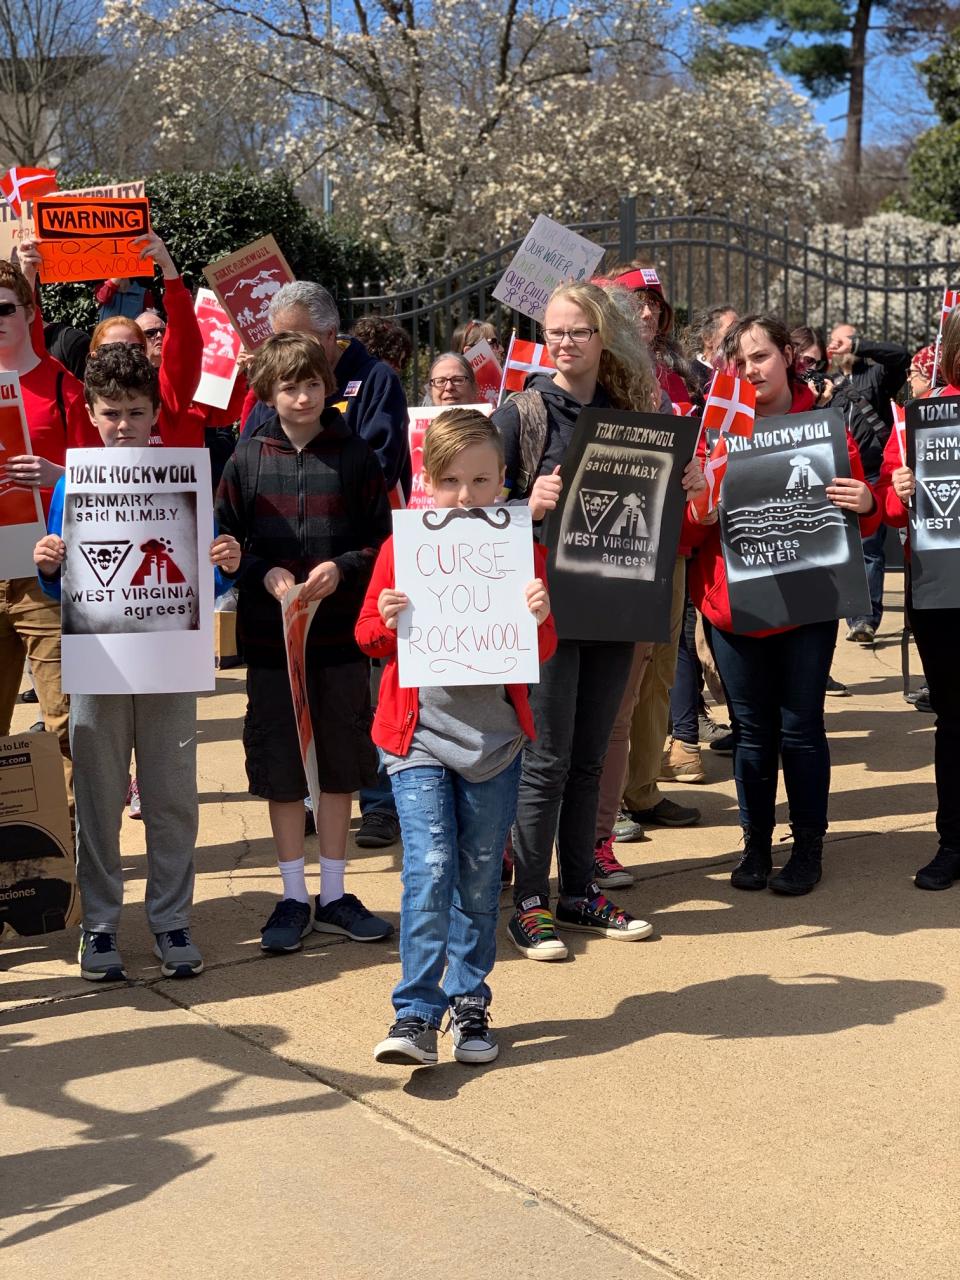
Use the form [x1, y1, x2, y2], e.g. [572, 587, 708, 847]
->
[719, 408, 870, 632]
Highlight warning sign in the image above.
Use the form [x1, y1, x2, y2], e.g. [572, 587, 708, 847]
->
[34, 195, 153, 283]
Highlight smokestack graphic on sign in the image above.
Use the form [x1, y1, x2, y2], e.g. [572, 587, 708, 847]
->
[785, 454, 824, 495]
[129, 538, 186, 586]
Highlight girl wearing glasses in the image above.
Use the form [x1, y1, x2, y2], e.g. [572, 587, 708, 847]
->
[492, 280, 698, 958]
[424, 352, 480, 406]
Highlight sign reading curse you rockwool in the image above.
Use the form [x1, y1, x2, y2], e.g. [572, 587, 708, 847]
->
[392, 506, 539, 688]
[34, 195, 153, 283]
[60, 447, 214, 694]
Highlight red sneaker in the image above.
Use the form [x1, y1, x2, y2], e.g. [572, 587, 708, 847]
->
[593, 836, 634, 888]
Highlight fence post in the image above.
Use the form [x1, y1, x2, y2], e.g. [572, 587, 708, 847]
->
[619, 196, 637, 262]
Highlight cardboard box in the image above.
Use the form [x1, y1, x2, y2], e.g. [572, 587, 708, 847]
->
[0, 732, 79, 938]
[215, 610, 240, 668]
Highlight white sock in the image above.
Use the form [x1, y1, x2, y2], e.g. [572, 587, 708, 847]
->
[278, 857, 310, 904]
[318, 856, 345, 907]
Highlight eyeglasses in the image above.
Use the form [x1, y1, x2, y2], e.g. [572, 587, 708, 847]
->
[141, 327, 166, 341]
[638, 295, 662, 314]
[429, 375, 469, 388]
[542, 327, 599, 345]
[0, 301, 26, 317]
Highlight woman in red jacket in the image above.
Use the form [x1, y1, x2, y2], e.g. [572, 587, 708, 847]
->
[875, 309, 960, 890]
[687, 316, 878, 895]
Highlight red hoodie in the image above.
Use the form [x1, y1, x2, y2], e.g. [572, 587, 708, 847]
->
[150, 276, 204, 447]
[684, 383, 880, 637]
[875, 384, 960, 554]
[355, 537, 558, 756]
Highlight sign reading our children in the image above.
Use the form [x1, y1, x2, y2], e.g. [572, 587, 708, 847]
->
[392, 505, 539, 688]
[60, 447, 214, 695]
[492, 214, 604, 323]
[34, 194, 153, 284]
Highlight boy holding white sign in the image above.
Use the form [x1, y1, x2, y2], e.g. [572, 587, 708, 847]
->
[356, 409, 557, 1066]
[34, 345, 240, 980]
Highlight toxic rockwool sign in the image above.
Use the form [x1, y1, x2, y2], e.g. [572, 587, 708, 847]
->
[59, 448, 215, 694]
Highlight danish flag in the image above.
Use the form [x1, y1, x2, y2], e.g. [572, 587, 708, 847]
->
[701, 371, 756, 438]
[498, 333, 555, 400]
[891, 400, 907, 467]
[690, 434, 728, 520]
[931, 287, 960, 389]
[0, 166, 58, 217]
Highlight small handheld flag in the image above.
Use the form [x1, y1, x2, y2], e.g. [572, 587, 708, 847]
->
[0, 166, 58, 217]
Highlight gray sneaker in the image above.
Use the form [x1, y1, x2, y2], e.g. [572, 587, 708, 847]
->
[612, 808, 645, 843]
[374, 1016, 438, 1066]
[153, 928, 204, 978]
[78, 930, 127, 982]
[448, 996, 499, 1064]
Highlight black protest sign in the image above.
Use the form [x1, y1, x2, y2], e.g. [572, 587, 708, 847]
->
[719, 407, 870, 633]
[543, 408, 698, 642]
[906, 394, 960, 609]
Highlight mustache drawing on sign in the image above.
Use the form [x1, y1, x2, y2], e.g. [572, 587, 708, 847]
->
[421, 507, 512, 531]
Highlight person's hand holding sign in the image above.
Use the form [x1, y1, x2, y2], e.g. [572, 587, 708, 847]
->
[209, 534, 241, 573]
[6, 454, 64, 489]
[301, 560, 341, 602]
[529, 465, 562, 521]
[264, 567, 295, 600]
[826, 476, 875, 514]
[16, 236, 42, 290]
[33, 534, 66, 577]
[378, 589, 409, 630]
[524, 578, 551, 625]
[891, 466, 916, 505]
[132, 231, 178, 280]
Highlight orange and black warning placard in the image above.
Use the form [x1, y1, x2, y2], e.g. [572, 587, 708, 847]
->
[34, 195, 153, 284]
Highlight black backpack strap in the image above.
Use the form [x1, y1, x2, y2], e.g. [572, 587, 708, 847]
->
[55, 369, 67, 435]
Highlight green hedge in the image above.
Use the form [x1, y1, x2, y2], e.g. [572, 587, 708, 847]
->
[39, 168, 397, 330]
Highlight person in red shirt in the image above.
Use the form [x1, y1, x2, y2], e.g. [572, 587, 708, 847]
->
[0, 260, 97, 797]
[875, 308, 960, 891]
[87, 233, 203, 448]
[685, 315, 878, 896]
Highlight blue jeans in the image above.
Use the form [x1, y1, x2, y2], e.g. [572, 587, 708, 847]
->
[390, 755, 521, 1026]
[669, 591, 700, 744]
[706, 619, 837, 832]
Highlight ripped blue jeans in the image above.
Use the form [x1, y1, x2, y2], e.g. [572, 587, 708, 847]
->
[389, 756, 521, 1026]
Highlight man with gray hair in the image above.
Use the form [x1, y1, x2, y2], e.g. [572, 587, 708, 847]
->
[240, 280, 411, 848]
[240, 280, 411, 504]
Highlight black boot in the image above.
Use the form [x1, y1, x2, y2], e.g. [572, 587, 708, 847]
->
[730, 826, 773, 890]
[769, 827, 824, 896]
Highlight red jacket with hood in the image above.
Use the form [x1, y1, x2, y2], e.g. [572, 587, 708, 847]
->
[355, 537, 558, 756]
[684, 382, 880, 637]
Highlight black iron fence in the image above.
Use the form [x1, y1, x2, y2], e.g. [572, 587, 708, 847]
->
[343, 198, 960, 400]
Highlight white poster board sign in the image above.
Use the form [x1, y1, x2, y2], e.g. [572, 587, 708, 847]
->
[492, 215, 605, 322]
[0, 372, 45, 578]
[60, 447, 214, 693]
[393, 505, 539, 688]
[194, 287, 241, 410]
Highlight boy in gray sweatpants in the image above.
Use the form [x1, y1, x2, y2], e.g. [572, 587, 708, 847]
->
[33, 345, 241, 980]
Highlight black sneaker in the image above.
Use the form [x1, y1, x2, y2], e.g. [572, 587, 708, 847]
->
[698, 712, 731, 745]
[915, 848, 960, 891]
[355, 810, 400, 848]
[769, 829, 823, 895]
[914, 688, 934, 713]
[626, 798, 700, 827]
[78, 930, 127, 981]
[507, 895, 568, 960]
[447, 996, 498, 1064]
[555, 886, 653, 940]
[374, 1016, 438, 1065]
[312, 892, 393, 941]
[730, 826, 773, 891]
[260, 898, 313, 953]
[19, 687, 39, 704]
[825, 676, 850, 697]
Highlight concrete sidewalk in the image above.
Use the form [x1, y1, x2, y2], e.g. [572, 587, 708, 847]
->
[3, 582, 957, 1279]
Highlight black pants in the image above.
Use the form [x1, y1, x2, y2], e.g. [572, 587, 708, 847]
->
[907, 590, 960, 851]
[513, 639, 635, 904]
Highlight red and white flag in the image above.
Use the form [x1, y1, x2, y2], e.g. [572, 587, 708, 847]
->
[891, 400, 907, 467]
[701, 371, 756, 438]
[0, 166, 57, 217]
[691, 434, 728, 520]
[497, 333, 555, 401]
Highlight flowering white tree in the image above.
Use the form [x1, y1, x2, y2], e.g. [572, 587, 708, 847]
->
[100, 0, 825, 276]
